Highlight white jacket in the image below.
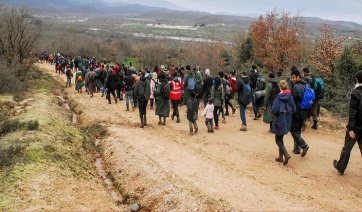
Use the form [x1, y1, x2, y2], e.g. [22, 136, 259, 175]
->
[200, 103, 214, 119]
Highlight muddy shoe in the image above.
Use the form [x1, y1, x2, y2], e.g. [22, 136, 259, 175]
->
[275, 157, 284, 163]
[240, 124, 247, 131]
[283, 155, 291, 165]
[221, 119, 226, 123]
[232, 107, 236, 114]
[158, 121, 162, 125]
[301, 146, 309, 157]
[194, 126, 198, 133]
[333, 160, 344, 175]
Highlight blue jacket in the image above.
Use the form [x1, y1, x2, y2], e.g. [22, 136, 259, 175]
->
[271, 90, 296, 135]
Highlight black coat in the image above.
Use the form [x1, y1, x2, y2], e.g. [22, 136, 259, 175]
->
[105, 72, 117, 90]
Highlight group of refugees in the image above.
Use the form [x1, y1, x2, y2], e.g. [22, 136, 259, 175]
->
[48, 52, 362, 174]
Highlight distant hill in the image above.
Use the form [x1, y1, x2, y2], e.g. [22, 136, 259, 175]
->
[6, 0, 361, 35]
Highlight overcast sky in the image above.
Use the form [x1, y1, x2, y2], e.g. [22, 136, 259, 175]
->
[104, 0, 362, 23]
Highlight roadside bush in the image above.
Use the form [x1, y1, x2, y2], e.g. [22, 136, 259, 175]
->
[26, 120, 39, 130]
[0, 139, 30, 168]
[0, 119, 23, 135]
[0, 59, 27, 94]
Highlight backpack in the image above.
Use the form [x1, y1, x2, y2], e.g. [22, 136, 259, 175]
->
[239, 80, 252, 106]
[77, 75, 83, 82]
[222, 79, 230, 96]
[270, 81, 280, 103]
[228, 78, 237, 94]
[187, 76, 195, 90]
[255, 75, 266, 90]
[90, 74, 95, 83]
[311, 76, 325, 100]
[161, 84, 170, 100]
[300, 85, 315, 109]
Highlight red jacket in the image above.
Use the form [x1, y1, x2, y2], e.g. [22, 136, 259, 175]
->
[170, 80, 181, 100]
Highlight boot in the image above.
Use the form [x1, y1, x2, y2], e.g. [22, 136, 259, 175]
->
[126, 104, 129, 111]
[194, 123, 198, 134]
[189, 127, 194, 135]
[144, 116, 147, 126]
[107, 94, 111, 104]
[140, 117, 144, 128]
[232, 107, 236, 114]
[171, 114, 175, 120]
[275, 149, 284, 163]
[150, 99, 154, 109]
[176, 117, 180, 123]
[158, 117, 162, 125]
[253, 111, 259, 120]
[281, 147, 291, 165]
[312, 121, 318, 130]
[292, 142, 301, 154]
[225, 108, 229, 116]
[162, 117, 166, 125]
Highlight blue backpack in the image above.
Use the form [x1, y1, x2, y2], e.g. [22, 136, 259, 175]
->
[187, 76, 195, 90]
[300, 85, 315, 109]
[239, 80, 252, 106]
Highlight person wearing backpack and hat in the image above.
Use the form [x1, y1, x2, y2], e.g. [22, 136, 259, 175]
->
[290, 69, 310, 157]
[333, 70, 362, 175]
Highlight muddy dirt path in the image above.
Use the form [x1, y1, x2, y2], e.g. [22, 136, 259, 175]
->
[39, 63, 362, 211]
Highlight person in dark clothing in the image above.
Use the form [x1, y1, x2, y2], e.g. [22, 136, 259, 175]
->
[105, 68, 118, 104]
[334, 70, 362, 175]
[249, 65, 262, 120]
[272, 80, 296, 165]
[124, 68, 135, 111]
[155, 73, 170, 125]
[290, 69, 310, 157]
[202, 69, 214, 108]
[134, 70, 150, 128]
[236, 72, 251, 131]
[187, 91, 198, 135]
[116, 68, 125, 100]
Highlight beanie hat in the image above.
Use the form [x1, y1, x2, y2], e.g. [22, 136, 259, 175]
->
[205, 69, 210, 76]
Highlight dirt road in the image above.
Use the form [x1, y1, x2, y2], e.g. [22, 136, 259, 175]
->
[40, 63, 362, 211]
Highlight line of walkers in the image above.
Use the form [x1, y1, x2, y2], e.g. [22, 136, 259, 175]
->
[63, 59, 362, 175]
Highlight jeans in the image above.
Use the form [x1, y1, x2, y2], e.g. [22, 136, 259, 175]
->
[66, 76, 71, 87]
[291, 110, 308, 149]
[239, 103, 247, 126]
[171, 99, 179, 118]
[125, 90, 134, 106]
[214, 106, 221, 127]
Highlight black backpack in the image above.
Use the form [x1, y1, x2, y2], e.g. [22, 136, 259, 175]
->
[269, 81, 280, 103]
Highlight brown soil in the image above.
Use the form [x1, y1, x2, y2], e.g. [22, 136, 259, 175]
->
[39, 63, 362, 211]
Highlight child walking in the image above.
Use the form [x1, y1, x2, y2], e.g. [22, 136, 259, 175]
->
[200, 98, 214, 133]
[187, 91, 198, 135]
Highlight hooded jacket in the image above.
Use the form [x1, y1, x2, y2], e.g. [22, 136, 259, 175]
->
[134, 77, 150, 101]
[124, 69, 135, 91]
[271, 90, 296, 135]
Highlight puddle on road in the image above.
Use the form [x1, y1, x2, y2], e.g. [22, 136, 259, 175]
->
[95, 139, 123, 203]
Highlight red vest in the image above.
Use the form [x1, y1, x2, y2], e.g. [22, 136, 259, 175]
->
[170, 80, 181, 100]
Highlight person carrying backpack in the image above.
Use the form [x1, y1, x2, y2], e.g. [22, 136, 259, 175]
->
[202, 69, 214, 108]
[290, 69, 310, 157]
[134, 70, 151, 128]
[303, 67, 324, 130]
[236, 72, 252, 131]
[333, 70, 362, 175]
[155, 73, 170, 126]
[249, 65, 263, 120]
[262, 73, 279, 132]
[183, 65, 195, 105]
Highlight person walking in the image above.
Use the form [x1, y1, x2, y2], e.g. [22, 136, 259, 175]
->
[187, 91, 198, 135]
[155, 73, 170, 126]
[200, 98, 214, 133]
[290, 69, 310, 157]
[263, 73, 279, 132]
[105, 68, 118, 104]
[211, 76, 224, 130]
[271, 80, 296, 165]
[170, 72, 182, 123]
[75, 68, 84, 93]
[134, 71, 151, 128]
[236, 72, 251, 131]
[333, 70, 362, 175]
[124, 68, 135, 111]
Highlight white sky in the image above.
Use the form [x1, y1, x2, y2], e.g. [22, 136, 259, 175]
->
[103, 0, 362, 23]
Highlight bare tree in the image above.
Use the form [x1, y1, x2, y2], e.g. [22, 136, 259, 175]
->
[0, 6, 42, 70]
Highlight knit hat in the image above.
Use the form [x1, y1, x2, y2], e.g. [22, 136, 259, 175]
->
[205, 69, 210, 76]
[214, 77, 221, 88]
